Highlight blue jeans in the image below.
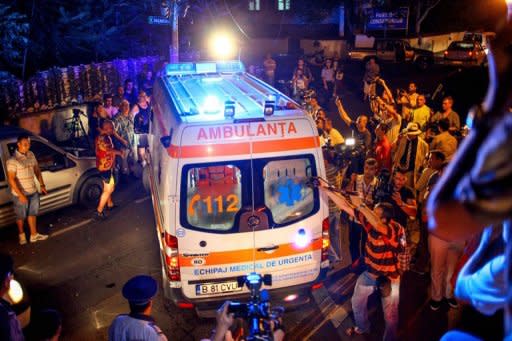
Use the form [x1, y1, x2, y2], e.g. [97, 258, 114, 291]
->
[351, 271, 400, 341]
[12, 192, 40, 220]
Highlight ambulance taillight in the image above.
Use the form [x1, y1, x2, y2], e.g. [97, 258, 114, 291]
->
[165, 232, 181, 281]
[321, 217, 329, 262]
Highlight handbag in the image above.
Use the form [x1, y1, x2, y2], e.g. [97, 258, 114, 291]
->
[395, 223, 411, 274]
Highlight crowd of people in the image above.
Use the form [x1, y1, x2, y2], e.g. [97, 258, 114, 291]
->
[278, 52, 471, 340]
[87, 71, 155, 220]
[2, 47, 505, 340]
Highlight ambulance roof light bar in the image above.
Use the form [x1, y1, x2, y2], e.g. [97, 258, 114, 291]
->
[165, 60, 245, 76]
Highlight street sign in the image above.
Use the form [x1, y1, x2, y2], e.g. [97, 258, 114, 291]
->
[148, 15, 171, 25]
[366, 7, 409, 31]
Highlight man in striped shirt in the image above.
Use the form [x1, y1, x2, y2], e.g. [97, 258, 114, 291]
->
[6, 134, 49, 245]
[318, 181, 403, 340]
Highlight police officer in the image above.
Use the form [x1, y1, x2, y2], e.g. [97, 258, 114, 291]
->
[109, 275, 167, 341]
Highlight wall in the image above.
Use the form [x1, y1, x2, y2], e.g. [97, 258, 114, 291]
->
[406, 32, 466, 53]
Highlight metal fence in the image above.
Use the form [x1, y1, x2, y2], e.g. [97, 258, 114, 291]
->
[0, 56, 162, 117]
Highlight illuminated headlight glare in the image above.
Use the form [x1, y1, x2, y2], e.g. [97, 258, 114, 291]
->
[284, 294, 298, 302]
[294, 228, 309, 248]
[345, 137, 356, 146]
[8, 279, 23, 304]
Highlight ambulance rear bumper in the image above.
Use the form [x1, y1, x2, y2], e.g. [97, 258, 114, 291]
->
[163, 267, 328, 318]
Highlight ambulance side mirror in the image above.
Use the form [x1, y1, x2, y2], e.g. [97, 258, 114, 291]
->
[160, 130, 173, 148]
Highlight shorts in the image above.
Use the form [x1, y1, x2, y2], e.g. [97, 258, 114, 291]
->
[12, 192, 40, 220]
[99, 169, 116, 185]
[136, 134, 149, 148]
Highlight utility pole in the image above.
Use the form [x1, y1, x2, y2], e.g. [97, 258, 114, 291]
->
[170, 0, 179, 63]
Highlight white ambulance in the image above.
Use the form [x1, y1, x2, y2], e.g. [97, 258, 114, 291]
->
[147, 61, 330, 317]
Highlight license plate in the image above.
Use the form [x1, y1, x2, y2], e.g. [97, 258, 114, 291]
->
[195, 281, 242, 296]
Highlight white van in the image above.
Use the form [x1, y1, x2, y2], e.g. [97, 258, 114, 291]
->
[146, 61, 330, 317]
[0, 127, 102, 228]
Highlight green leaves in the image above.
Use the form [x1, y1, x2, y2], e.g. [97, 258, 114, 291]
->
[0, 5, 29, 69]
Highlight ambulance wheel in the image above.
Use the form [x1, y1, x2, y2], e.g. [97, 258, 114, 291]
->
[142, 166, 151, 193]
[79, 176, 103, 207]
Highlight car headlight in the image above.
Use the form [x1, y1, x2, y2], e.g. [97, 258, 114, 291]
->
[7, 279, 24, 304]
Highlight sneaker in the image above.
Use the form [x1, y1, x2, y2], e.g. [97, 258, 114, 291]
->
[446, 298, 459, 309]
[19, 234, 27, 245]
[429, 299, 442, 311]
[30, 233, 49, 243]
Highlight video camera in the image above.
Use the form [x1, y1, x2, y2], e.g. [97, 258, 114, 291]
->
[373, 168, 394, 204]
[228, 273, 283, 341]
[72, 108, 86, 118]
[323, 138, 366, 169]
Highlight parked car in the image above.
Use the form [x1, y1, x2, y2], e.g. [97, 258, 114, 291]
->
[463, 31, 495, 55]
[0, 126, 102, 228]
[347, 39, 435, 70]
[443, 40, 487, 66]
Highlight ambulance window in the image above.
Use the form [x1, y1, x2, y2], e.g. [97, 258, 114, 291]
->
[185, 165, 242, 231]
[263, 158, 315, 225]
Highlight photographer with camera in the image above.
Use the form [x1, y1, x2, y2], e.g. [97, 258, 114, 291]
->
[317, 179, 405, 341]
[212, 301, 285, 341]
[345, 158, 379, 267]
[371, 94, 402, 146]
[379, 167, 417, 231]
[396, 82, 419, 124]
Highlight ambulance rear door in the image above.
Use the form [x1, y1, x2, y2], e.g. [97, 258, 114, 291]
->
[175, 117, 325, 300]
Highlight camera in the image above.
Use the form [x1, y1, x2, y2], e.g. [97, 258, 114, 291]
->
[323, 140, 365, 170]
[72, 108, 86, 117]
[227, 273, 282, 340]
[373, 168, 394, 203]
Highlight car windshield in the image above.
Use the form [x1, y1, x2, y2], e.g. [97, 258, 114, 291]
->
[449, 42, 474, 50]
[181, 155, 318, 232]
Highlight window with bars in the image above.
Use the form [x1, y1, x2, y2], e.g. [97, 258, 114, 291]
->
[249, 0, 260, 11]
[277, 0, 290, 11]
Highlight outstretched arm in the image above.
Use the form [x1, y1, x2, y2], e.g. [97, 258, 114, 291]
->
[335, 97, 353, 126]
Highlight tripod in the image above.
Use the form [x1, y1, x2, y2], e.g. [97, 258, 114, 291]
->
[65, 109, 91, 152]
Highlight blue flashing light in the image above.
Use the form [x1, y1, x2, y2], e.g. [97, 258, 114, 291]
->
[201, 95, 223, 114]
[294, 228, 309, 248]
[165, 61, 244, 76]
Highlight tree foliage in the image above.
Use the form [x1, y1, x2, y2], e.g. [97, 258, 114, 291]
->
[290, 0, 341, 23]
[4, 0, 163, 77]
[0, 5, 29, 71]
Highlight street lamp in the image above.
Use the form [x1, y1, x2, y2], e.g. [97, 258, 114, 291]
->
[506, 0, 512, 21]
[209, 32, 238, 60]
